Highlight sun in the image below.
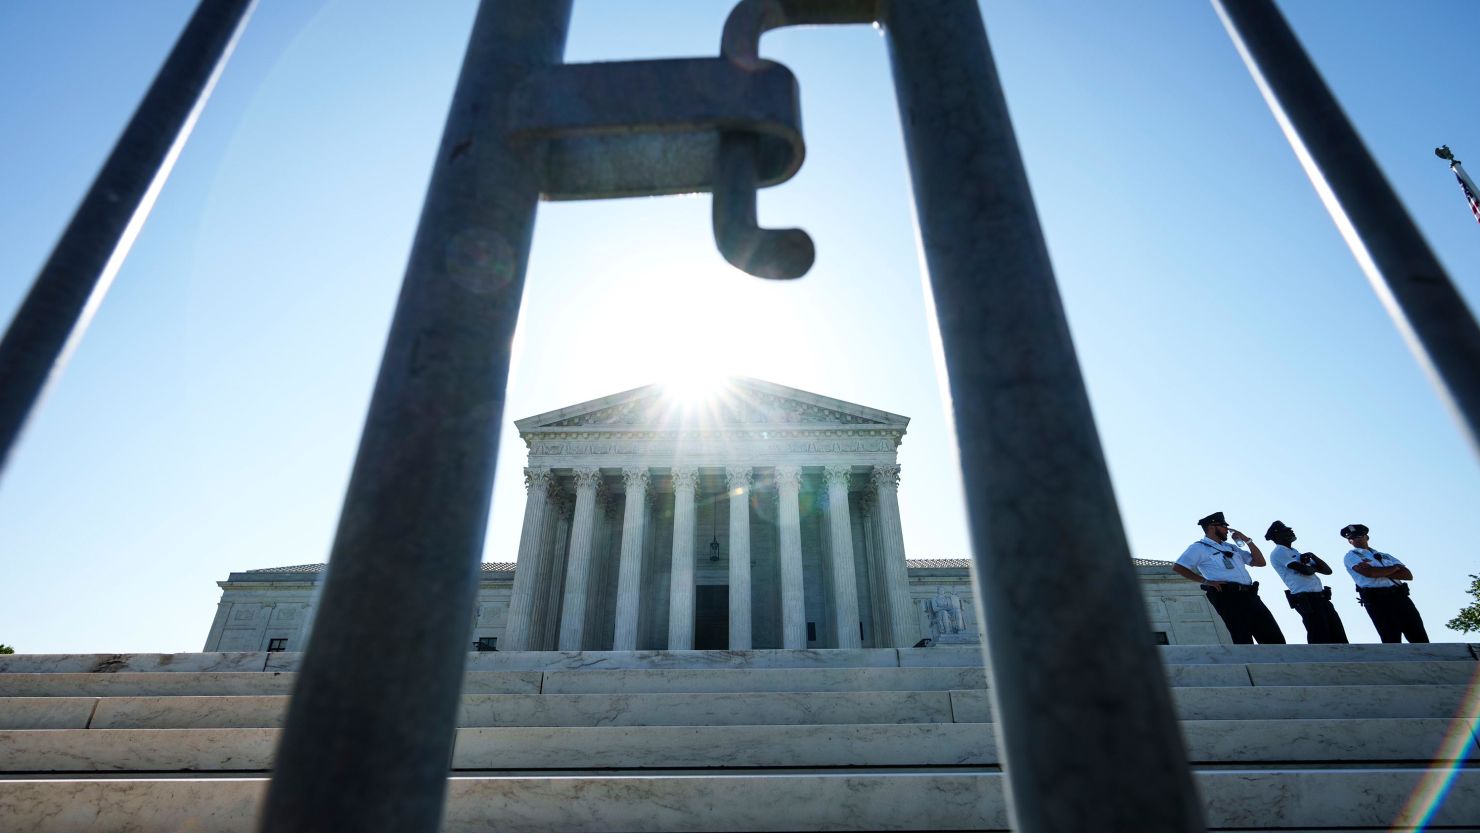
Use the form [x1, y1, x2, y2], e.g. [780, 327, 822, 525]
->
[662, 365, 730, 408]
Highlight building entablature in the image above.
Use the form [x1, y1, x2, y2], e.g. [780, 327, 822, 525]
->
[517, 378, 909, 473]
[524, 429, 903, 466]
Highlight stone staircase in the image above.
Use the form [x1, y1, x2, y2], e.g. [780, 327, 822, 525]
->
[1, 644, 1477, 831]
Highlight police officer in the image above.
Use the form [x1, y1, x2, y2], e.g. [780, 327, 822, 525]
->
[1173, 512, 1285, 644]
[1265, 520, 1347, 644]
[1340, 524, 1429, 643]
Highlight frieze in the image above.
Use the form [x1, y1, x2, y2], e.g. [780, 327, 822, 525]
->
[524, 428, 904, 442]
[528, 435, 901, 457]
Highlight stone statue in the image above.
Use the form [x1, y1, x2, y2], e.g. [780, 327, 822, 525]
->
[925, 586, 964, 636]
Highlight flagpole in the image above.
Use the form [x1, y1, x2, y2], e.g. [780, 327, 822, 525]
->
[1213, 0, 1480, 457]
[1437, 145, 1480, 227]
[1455, 161, 1480, 205]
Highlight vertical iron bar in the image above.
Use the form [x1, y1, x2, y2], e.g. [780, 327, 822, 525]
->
[0, 0, 255, 479]
[880, 2, 1205, 831]
[1214, 0, 1480, 456]
[256, 2, 571, 832]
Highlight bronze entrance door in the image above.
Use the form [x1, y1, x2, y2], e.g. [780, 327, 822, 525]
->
[693, 585, 729, 650]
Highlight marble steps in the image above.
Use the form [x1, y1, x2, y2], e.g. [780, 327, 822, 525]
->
[2, 717, 1474, 773]
[966, 684, 1477, 722]
[4, 768, 1480, 832]
[0, 660, 1474, 700]
[2, 684, 1474, 731]
[545, 660, 1478, 691]
[2, 647, 1476, 830]
[897, 642, 1480, 668]
[2, 643, 1474, 676]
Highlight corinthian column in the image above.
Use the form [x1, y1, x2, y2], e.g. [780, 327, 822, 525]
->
[871, 464, 918, 648]
[726, 465, 753, 650]
[824, 465, 862, 649]
[585, 489, 615, 649]
[540, 494, 572, 649]
[667, 467, 699, 650]
[611, 468, 650, 651]
[774, 465, 806, 649]
[859, 491, 891, 646]
[503, 468, 552, 652]
[557, 468, 602, 651]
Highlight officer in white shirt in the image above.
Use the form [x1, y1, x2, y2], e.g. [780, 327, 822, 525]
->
[1340, 524, 1428, 643]
[1172, 512, 1285, 644]
[1265, 520, 1347, 644]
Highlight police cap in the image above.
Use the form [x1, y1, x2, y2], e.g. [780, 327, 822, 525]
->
[1197, 511, 1227, 528]
[1339, 523, 1369, 539]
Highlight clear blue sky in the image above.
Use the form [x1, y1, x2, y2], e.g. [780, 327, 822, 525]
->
[1, 1, 1477, 653]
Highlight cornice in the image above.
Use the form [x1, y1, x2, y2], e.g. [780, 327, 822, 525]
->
[523, 424, 905, 437]
[522, 426, 907, 451]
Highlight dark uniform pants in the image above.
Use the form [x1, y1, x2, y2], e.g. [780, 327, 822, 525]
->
[1289, 591, 1348, 644]
[1359, 587, 1428, 643]
[1206, 585, 1286, 644]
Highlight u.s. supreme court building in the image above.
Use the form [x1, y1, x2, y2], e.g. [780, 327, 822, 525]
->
[204, 379, 1230, 652]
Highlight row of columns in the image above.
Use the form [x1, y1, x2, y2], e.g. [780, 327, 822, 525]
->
[502, 463, 914, 652]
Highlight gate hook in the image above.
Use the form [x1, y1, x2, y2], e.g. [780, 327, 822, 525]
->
[714, 0, 815, 279]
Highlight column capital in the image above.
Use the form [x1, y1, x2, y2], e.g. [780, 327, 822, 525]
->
[774, 464, 802, 491]
[871, 463, 902, 490]
[621, 467, 650, 491]
[725, 465, 753, 490]
[671, 466, 700, 493]
[822, 464, 853, 486]
[523, 467, 553, 493]
[572, 467, 602, 491]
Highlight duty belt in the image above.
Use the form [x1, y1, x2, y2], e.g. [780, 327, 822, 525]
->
[1285, 586, 1332, 608]
[1289, 587, 1331, 599]
[1357, 584, 1408, 597]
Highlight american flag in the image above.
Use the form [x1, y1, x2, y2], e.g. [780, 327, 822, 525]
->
[1454, 162, 1480, 227]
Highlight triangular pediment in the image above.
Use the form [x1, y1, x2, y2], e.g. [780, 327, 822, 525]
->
[516, 378, 908, 432]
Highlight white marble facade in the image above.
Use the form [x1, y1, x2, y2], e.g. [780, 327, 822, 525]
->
[499, 378, 922, 652]
[203, 380, 1232, 652]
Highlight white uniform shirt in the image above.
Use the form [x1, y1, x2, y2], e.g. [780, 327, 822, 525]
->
[1269, 544, 1324, 594]
[1343, 548, 1405, 589]
[1176, 537, 1254, 585]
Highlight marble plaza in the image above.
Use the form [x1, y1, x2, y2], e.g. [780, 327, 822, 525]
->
[205, 379, 1228, 653]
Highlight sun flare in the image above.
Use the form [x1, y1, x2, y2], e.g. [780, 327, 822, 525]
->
[662, 367, 730, 408]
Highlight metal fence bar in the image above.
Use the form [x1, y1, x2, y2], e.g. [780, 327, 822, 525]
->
[1214, 0, 1480, 456]
[0, 0, 256, 479]
[881, 2, 1205, 831]
[255, 2, 572, 832]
